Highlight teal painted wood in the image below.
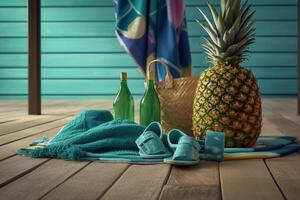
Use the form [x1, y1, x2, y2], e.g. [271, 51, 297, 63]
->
[186, 0, 298, 6]
[0, 54, 27, 67]
[1, 21, 297, 37]
[0, 79, 296, 95]
[0, 37, 297, 53]
[0, 53, 297, 68]
[0, 0, 297, 6]
[0, 0, 298, 98]
[0, 6, 297, 21]
[0, 67, 297, 79]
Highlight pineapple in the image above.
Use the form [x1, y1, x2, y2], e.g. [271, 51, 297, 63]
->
[192, 0, 262, 147]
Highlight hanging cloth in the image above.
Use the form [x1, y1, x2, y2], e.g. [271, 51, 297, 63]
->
[114, 0, 192, 80]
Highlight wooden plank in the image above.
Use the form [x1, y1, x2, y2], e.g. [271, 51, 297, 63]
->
[263, 110, 300, 141]
[270, 112, 300, 129]
[0, 112, 27, 119]
[1, 6, 295, 21]
[41, 100, 110, 115]
[0, 106, 21, 112]
[0, 100, 115, 191]
[43, 53, 297, 67]
[0, 126, 61, 161]
[186, 0, 298, 6]
[0, 104, 27, 113]
[261, 117, 283, 136]
[0, 100, 113, 160]
[0, 67, 297, 79]
[262, 99, 298, 118]
[160, 161, 220, 200]
[1, 0, 297, 6]
[0, 53, 295, 68]
[0, 111, 36, 124]
[0, 116, 73, 146]
[1, 21, 297, 37]
[0, 114, 43, 124]
[261, 102, 291, 136]
[28, 0, 41, 115]
[0, 54, 27, 67]
[249, 67, 297, 79]
[0, 100, 111, 116]
[1, 37, 297, 53]
[220, 159, 284, 200]
[0, 115, 67, 136]
[0, 98, 299, 199]
[0, 159, 89, 200]
[41, 99, 109, 111]
[0, 79, 297, 96]
[0, 155, 48, 187]
[101, 164, 171, 200]
[0, 118, 19, 124]
[0, 100, 26, 107]
[0, 94, 138, 99]
[186, 6, 297, 21]
[0, 54, 26, 67]
[42, 162, 129, 200]
[0, 110, 31, 119]
[2, 36, 297, 52]
[265, 154, 300, 200]
[298, 0, 300, 115]
[19, 99, 90, 112]
[258, 101, 300, 199]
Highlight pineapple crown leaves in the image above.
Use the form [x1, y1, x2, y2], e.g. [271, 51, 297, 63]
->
[197, 0, 256, 66]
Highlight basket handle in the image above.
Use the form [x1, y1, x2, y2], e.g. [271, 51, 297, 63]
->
[146, 59, 174, 88]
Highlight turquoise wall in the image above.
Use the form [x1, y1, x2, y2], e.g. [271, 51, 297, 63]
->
[0, 0, 298, 98]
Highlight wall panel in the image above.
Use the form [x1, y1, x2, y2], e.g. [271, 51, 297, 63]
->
[0, 0, 297, 98]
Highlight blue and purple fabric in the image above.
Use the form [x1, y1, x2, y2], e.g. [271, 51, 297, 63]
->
[114, 0, 192, 80]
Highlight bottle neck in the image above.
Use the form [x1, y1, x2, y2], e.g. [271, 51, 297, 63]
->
[146, 80, 155, 91]
[121, 80, 128, 86]
[119, 80, 131, 94]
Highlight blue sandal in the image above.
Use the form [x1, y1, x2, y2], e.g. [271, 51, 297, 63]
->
[203, 130, 225, 161]
[164, 129, 200, 165]
[135, 122, 172, 159]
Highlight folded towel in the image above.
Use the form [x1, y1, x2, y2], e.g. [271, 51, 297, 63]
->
[224, 136, 300, 160]
[17, 110, 300, 163]
[18, 110, 151, 162]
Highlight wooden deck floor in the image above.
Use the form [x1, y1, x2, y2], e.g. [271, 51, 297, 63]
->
[0, 99, 299, 200]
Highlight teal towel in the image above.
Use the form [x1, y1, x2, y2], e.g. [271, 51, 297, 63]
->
[17, 110, 161, 163]
[17, 110, 300, 163]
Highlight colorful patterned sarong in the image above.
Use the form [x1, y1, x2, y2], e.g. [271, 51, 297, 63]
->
[114, 0, 192, 80]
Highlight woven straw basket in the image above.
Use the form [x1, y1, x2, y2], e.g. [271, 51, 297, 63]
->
[147, 59, 199, 135]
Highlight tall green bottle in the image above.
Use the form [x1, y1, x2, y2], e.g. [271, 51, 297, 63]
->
[140, 70, 161, 126]
[113, 72, 135, 121]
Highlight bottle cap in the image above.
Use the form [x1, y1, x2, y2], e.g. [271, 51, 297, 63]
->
[147, 70, 154, 80]
[120, 72, 127, 80]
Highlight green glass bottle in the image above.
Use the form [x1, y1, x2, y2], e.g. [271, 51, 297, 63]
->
[140, 70, 161, 126]
[113, 72, 135, 121]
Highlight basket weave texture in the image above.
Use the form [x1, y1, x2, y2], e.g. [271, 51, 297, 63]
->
[147, 59, 199, 135]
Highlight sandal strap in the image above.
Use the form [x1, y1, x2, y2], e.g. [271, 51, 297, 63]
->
[178, 136, 201, 151]
[167, 129, 185, 150]
[135, 131, 167, 155]
[204, 131, 225, 161]
[172, 135, 200, 161]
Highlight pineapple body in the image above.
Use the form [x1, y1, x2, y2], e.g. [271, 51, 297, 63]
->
[194, 0, 262, 147]
[192, 65, 262, 147]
